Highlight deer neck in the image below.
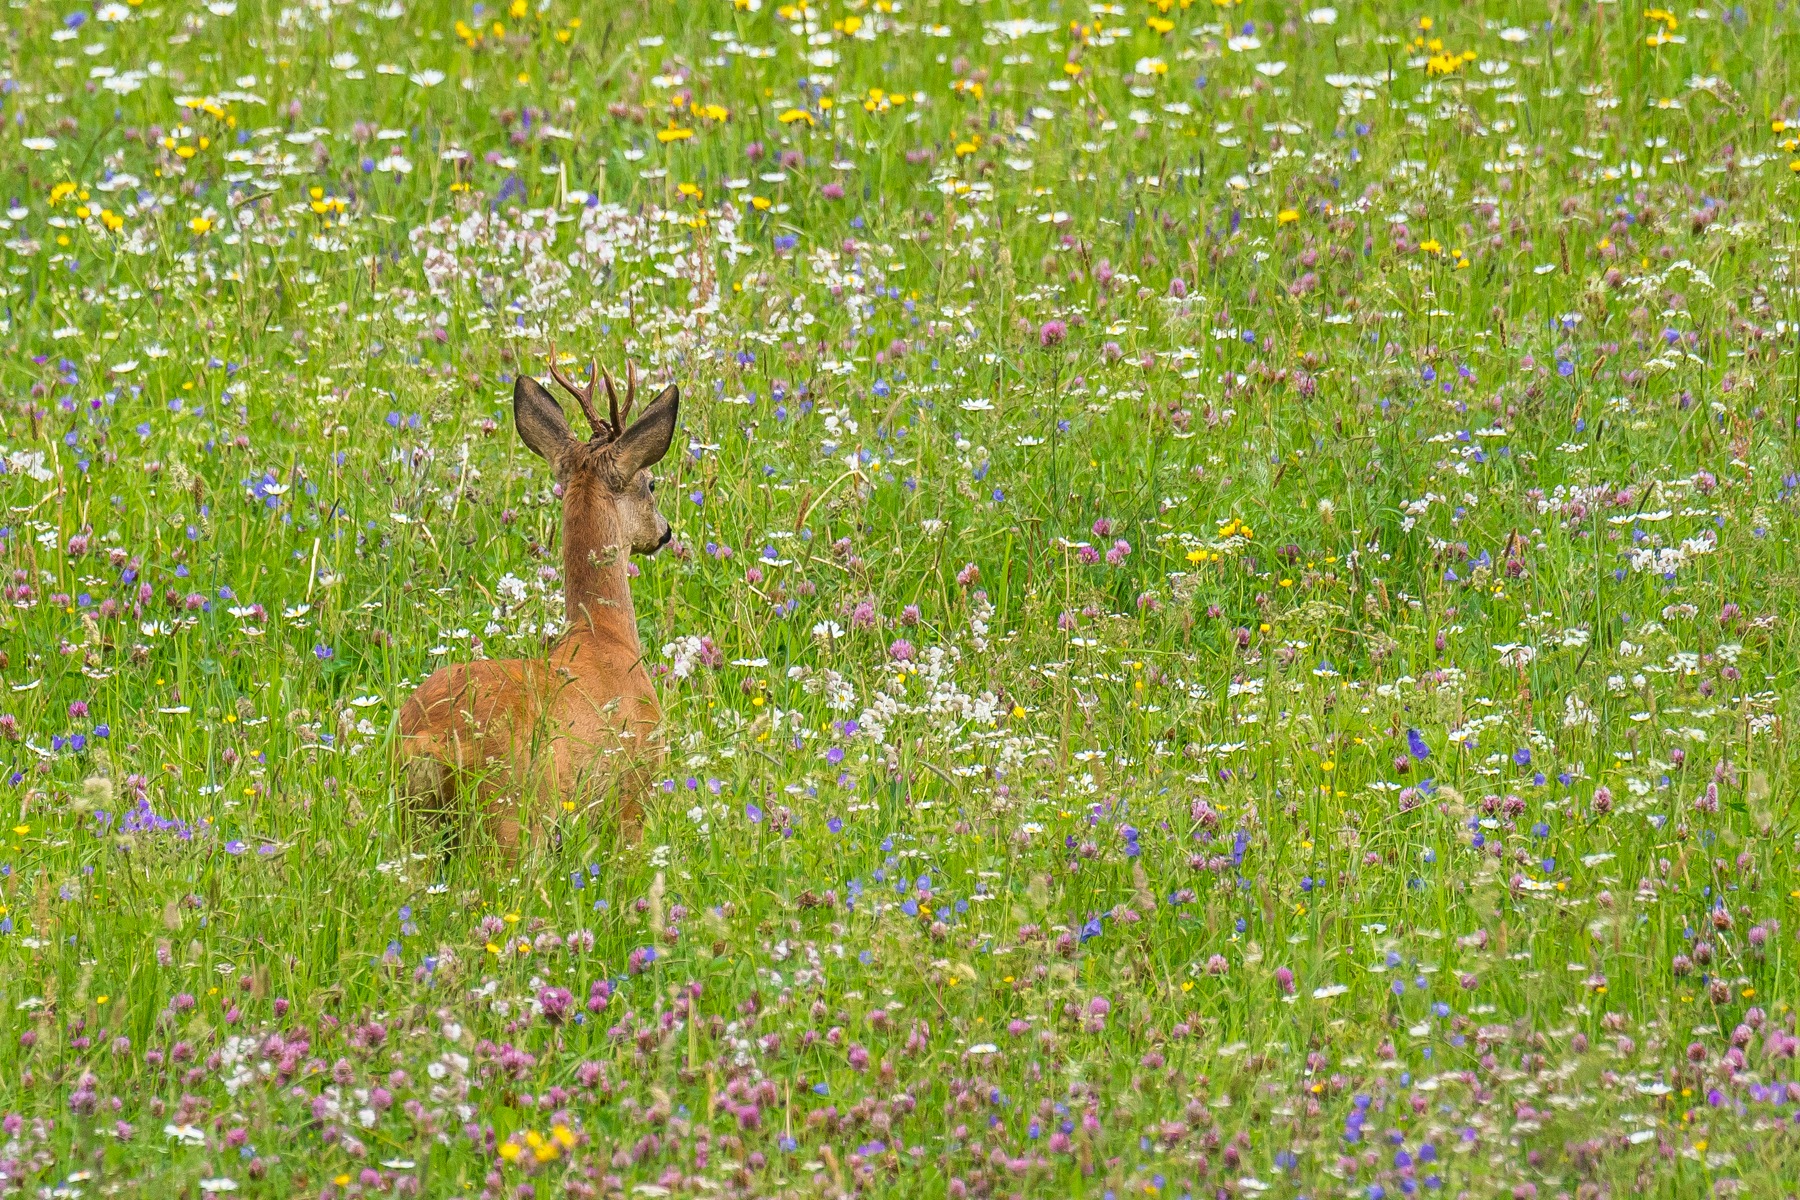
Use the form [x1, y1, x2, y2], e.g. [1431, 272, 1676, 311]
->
[561, 486, 640, 655]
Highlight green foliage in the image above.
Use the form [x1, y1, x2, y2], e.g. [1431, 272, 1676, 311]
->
[0, 0, 1797, 1195]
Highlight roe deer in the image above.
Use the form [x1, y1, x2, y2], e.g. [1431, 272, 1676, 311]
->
[398, 358, 678, 851]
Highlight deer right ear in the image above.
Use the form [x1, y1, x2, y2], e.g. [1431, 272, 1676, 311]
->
[514, 374, 574, 463]
[605, 384, 680, 480]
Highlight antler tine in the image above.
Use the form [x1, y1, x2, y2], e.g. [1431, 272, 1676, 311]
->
[548, 352, 606, 435]
[623, 362, 637, 427]
[544, 352, 581, 403]
[585, 355, 605, 437]
[601, 370, 622, 443]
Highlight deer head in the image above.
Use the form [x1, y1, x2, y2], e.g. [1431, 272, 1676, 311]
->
[513, 357, 679, 557]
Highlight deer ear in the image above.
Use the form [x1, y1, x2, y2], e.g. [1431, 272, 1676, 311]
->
[606, 384, 679, 479]
[514, 374, 574, 462]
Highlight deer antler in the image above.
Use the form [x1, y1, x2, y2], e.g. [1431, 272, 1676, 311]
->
[547, 346, 607, 438]
[601, 363, 637, 440]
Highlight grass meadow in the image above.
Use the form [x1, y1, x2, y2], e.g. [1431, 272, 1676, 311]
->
[3, 0, 1800, 1195]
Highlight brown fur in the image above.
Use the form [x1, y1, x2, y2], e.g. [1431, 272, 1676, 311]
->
[397, 362, 678, 853]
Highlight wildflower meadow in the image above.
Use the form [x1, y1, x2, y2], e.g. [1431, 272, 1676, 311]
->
[4, 0, 1800, 1195]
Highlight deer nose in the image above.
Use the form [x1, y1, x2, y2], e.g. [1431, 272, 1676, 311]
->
[657, 526, 672, 548]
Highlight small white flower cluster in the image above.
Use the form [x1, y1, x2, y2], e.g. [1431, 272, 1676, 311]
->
[663, 634, 710, 680]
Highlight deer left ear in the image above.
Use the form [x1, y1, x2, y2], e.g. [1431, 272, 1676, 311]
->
[605, 384, 679, 480]
[515, 374, 575, 463]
